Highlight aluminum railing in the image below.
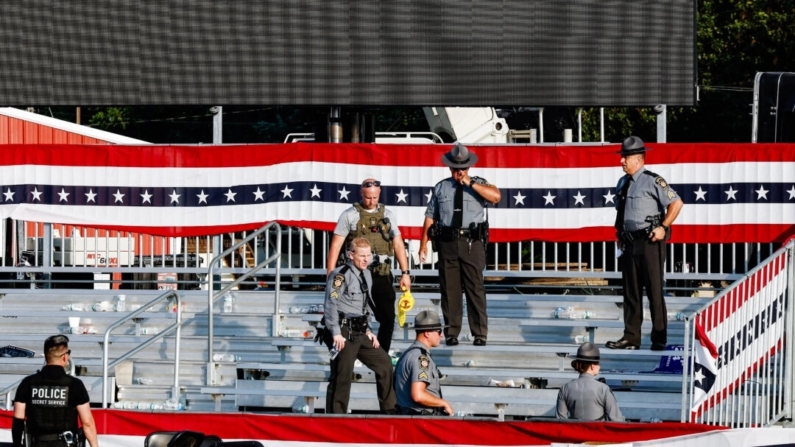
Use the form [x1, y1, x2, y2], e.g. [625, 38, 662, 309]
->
[102, 289, 184, 408]
[206, 222, 281, 385]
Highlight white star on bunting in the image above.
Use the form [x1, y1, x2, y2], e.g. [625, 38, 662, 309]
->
[724, 186, 737, 201]
[197, 190, 209, 204]
[225, 189, 237, 202]
[603, 190, 615, 205]
[3, 188, 14, 202]
[253, 187, 265, 201]
[694, 186, 707, 201]
[113, 189, 125, 203]
[756, 185, 768, 200]
[573, 191, 586, 206]
[425, 190, 433, 204]
[513, 191, 525, 205]
[338, 187, 350, 201]
[57, 188, 70, 202]
[543, 191, 556, 206]
[140, 190, 152, 204]
[169, 190, 180, 204]
[30, 188, 42, 201]
[396, 189, 408, 203]
[310, 184, 322, 198]
[86, 189, 97, 203]
[281, 185, 293, 198]
[788, 185, 795, 200]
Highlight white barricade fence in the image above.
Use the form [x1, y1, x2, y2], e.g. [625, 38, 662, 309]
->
[685, 240, 794, 427]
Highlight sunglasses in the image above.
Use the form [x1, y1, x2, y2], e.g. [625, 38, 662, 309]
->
[427, 329, 442, 334]
[451, 167, 469, 172]
[361, 181, 381, 188]
[62, 349, 71, 357]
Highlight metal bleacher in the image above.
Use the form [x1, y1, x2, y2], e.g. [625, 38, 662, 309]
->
[0, 285, 712, 421]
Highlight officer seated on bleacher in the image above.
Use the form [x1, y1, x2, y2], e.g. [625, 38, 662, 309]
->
[556, 342, 625, 422]
[393, 311, 452, 416]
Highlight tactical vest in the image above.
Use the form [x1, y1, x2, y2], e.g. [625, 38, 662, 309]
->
[26, 371, 77, 434]
[345, 203, 394, 256]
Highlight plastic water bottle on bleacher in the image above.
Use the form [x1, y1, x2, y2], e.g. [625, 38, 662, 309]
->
[212, 353, 242, 362]
[222, 294, 234, 313]
[62, 303, 87, 311]
[163, 399, 183, 411]
[552, 306, 594, 319]
[573, 335, 589, 344]
[667, 312, 686, 321]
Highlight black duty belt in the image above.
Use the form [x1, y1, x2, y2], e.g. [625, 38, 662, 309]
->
[618, 228, 651, 244]
[340, 315, 368, 332]
[398, 405, 443, 416]
[439, 227, 472, 237]
[32, 433, 69, 442]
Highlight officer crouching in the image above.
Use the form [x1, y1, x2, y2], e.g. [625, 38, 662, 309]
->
[394, 310, 453, 416]
[13, 335, 98, 447]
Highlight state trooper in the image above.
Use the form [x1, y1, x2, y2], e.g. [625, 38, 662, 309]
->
[607, 136, 683, 351]
[327, 177, 411, 352]
[419, 143, 501, 347]
[323, 237, 397, 414]
[394, 310, 452, 416]
[13, 335, 99, 447]
[556, 342, 624, 421]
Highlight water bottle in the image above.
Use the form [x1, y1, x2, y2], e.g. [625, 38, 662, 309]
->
[667, 312, 686, 321]
[282, 329, 303, 337]
[62, 303, 86, 311]
[222, 295, 234, 313]
[136, 378, 153, 385]
[289, 306, 301, 314]
[454, 411, 473, 417]
[573, 334, 590, 344]
[149, 402, 164, 410]
[292, 404, 309, 413]
[640, 417, 663, 423]
[459, 333, 473, 342]
[92, 301, 109, 312]
[212, 353, 241, 362]
[464, 359, 476, 367]
[163, 399, 183, 410]
[329, 346, 340, 361]
[140, 327, 159, 335]
[115, 295, 126, 312]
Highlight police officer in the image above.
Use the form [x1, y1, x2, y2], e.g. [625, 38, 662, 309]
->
[607, 136, 683, 351]
[327, 178, 411, 352]
[394, 310, 452, 416]
[419, 143, 501, 346]
[12, 335, 99, 447]
[324, 237, 397, 414]
[556, 342, 624, 421]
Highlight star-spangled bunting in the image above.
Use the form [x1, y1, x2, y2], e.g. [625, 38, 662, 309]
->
[0, 143, 793, 241]
[691, 323, 719, 411]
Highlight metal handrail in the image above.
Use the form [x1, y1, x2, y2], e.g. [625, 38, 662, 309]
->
[102, 289, 183, 408]
[207, 222, 281, 385]
[2, 377, 25, 410]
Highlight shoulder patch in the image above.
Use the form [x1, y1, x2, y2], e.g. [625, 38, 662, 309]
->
[418, 355, 430, 370]
[330, 290, 339, 299]
[332, 274, 345, 289]
[418, 371, 429, 381]
[667, 190, 677, 200]
[654, 176, 669, 189]
[472, 176, 491, 187]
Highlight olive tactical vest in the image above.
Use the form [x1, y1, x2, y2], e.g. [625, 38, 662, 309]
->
[346, 203, 394, 257]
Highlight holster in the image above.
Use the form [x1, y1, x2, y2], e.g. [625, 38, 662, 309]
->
[341, 315, 369, 333]
[314, 317, 334, 349]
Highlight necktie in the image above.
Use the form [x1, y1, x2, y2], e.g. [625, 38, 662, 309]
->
[452, 183, 464, 228]
[615, 177, 631, 231]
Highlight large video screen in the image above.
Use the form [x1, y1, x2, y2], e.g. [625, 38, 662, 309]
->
[0, 0, 696, 106]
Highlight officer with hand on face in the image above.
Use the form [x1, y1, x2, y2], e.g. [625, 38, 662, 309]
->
[419, 143, 501, 347]
[324, 237, 397, 415]
[13, 335, 98, 447]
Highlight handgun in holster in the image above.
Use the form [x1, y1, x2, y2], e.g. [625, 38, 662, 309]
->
[645, 214, 670, 241]
[314, 316, 334, 349]
[428, 222, 440, 252]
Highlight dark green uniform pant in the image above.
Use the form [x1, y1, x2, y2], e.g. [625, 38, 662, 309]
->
[437, 238, 488, 339]
[620, 237, 668, 346]
[370, 272, 396, 352]
[325, 327, 397, 414]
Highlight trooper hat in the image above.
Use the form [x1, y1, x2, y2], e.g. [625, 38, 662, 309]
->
[414, 310, 448, 332]
[44, 334, 69, 353]
[567, 342, 600, 362]
[618, 136, 649, 156]
[442, 142, 479, 168]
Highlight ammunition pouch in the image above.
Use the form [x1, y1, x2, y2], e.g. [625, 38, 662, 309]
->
[369, 256, 392, 276]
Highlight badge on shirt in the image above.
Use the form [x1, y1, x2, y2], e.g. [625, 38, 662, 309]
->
[418, 371, 429, 381]
[418, 355, 430, 370]
[655, 177, 669, 189]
